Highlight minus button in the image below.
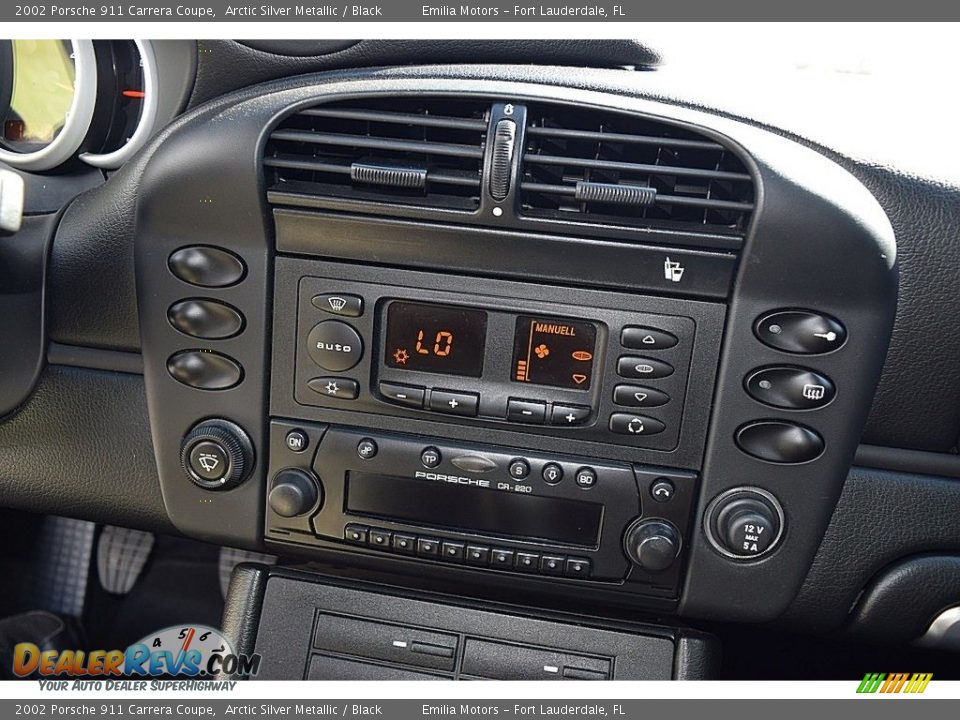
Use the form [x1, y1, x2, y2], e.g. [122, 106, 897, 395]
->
[379, 382, 425, 409]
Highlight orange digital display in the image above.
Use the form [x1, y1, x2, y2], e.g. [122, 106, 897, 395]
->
[384, 301, 487, 377]
[512, 315, 597, 390]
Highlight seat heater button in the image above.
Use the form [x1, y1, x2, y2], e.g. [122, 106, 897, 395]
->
[167, 350, 242, 390]
[735, 420, 825, 464]
[306, 321, 363, 372]
[754, 310, 846, 354]
[168, 246, 245, 288]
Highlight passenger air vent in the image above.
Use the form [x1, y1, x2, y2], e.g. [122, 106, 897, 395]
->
[520, 104, 755, 234]
[264, 98, 489, 212]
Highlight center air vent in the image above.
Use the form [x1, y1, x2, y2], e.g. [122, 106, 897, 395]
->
[520, 104, 755, 235]
[263, 98, 489, 212]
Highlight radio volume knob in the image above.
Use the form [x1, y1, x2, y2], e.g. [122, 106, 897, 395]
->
[268, 468, 322, 518]
[623, 519, 681, 572]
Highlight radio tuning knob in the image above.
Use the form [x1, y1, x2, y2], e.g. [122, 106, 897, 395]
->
[268, 468, 322, 518]
[623, 519, 681, 572]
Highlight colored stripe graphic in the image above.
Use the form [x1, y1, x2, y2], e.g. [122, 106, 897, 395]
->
[857, 672, 932, 693]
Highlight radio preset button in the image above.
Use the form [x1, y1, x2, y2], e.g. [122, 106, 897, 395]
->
[515, 553, 539, 572]
[507, 399, 547, 424]
[575, 467, 597, 489]
[392, 534, 416, 554]
[344, 524, 369, 545]
[540, 556, 565, 576]
[308, 377, 359, 399]
[617, 356, 674, 380]
[491, 549, 515, 567]
[379, 382, 425, 409]
[508, 458, 531, 480]
[356, 438, 378, 460]
[369, 529, 392, 548]
[465, 545, 490, 565]
[613, 385, 670, 408]
[550, 404, 592, 426]
[429, 389, 479, 417]
[306, 321, 363, 372]
[541, 462, 564, 485]
[312, 293, 363, 317]
[417, 538, 441, 557]
[565, 558, 591, 577]
[441, 541, 466, 562]
[609, 413, 666, 436]
[420, 447, 442, 468]
[621, 326, 679, 351]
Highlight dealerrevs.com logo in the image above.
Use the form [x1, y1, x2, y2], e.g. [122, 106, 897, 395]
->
[857, 673, 933, 694]
[13, 624, 260, 679]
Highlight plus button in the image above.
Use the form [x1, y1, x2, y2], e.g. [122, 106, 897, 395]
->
[448, 399, 459, 409]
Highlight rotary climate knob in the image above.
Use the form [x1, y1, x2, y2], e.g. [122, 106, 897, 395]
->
[623, 519, 681, 572]
[180, 419, 254, 490]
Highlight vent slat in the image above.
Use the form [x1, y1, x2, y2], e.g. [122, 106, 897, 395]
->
[524, 153, 752, 182]
[527, 125, 724, 150]
[269, 130, 484, 159]
[263, 155, 479, 187]
[298, 108, 488, 131]
[520, 182, 754, 211]
[264, 98, 488, 212]
[521, 104, 755, 234]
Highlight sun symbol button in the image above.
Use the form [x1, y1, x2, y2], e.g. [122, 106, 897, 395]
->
[393, 348, 409, 365]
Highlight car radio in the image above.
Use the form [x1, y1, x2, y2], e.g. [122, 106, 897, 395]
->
[264, 421, 699, 602]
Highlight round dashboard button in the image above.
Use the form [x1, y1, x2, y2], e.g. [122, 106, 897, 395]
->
[306, 320, 363, 372]
[188, 440, 230, 483]
[357, 439, 378, 460]
[421, 447, 442, 468]
[575, 467, 597, 489]
[509, 458, 530, 480]
[541, 462, 564, 485]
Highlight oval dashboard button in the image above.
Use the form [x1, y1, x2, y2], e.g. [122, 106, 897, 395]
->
[744, 367, 835, 410]
[168, 246, 246, 288]
[616, 356, 674, 380]
[307, 320, 364, 372]
[735, 421, 824, 464]
[754, 310, 846, 355]
[167, 350, 243, 390]
[168, 299, 245, 339]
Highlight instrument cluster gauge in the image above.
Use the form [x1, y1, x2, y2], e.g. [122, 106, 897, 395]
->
[0, 39, 159, 172]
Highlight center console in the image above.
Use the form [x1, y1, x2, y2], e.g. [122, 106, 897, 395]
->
[132, 71, 897, 638]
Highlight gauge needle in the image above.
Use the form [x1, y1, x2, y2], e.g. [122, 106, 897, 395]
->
[122, 90, 146, 99]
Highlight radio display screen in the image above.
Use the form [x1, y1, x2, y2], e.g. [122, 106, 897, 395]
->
[512, 315, 598, 390]
[346, 472, 603, 547]
[384, 301, 487, 378]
